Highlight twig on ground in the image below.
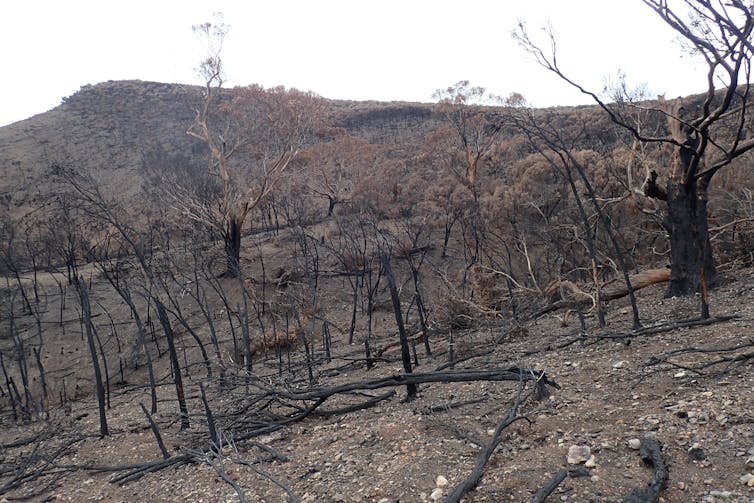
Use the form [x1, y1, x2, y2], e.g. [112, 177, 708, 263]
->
[194, 438, 248, 503]
[530, 467, 590, 503]
[108, 454, 194, 485]
[313, 390, 396, 417]
[140, 403, 169, 459]
[234, 457, 300, 503]
[444, 381, 533, 503]
[423, 418, 485, 449]
[530, 469, 567, 503]
[644, 339, 754, 377]
[596, 316, 737, 341]
[422, 398, 486, 414]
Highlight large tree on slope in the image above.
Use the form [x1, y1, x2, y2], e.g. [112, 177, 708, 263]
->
[516, 0, 754, 296]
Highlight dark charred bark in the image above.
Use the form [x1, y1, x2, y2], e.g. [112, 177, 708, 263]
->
[140, 403, 170, 459]
[224, 215, 243, 278]
[76, 278, 109, 437]
[665, 179, 716, 297]
[326, 196, 337, 217]
[622, 437, 668, 503]
[643, 170, 667, 201]
[380, 252, 417, 401]
[154, 298, 190, 430]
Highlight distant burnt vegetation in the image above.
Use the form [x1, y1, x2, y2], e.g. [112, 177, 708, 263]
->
[0, 79, 752, 283]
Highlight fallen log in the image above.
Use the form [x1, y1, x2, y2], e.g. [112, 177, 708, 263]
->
[262, 367, 560, 403]
[600, 268, 670, 302]
[536, 268, 670, 317]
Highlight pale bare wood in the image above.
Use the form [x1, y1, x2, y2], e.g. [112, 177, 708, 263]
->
[537, 268, 670, 317]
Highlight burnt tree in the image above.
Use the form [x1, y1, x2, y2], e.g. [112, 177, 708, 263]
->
[180, 18, 323, 277]
[515, 1, 754, 296]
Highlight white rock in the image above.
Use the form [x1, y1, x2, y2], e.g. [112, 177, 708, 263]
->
[567, 445, 591, 464]
[612, 360, 628, 369]
[739, 473, 754, 486]
[674, 371, 687, 378]
[430, 488, 443, 502]
[435, 475, 448, 487]
[628, 438, 642, 450]
[584, 455, 597, 468]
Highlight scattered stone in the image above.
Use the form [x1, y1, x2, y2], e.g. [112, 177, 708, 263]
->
[585, 455, 597, 468]
[674, 371, 687, 378]
[430, 488, 443, 502]
[688, 444, 706, 461]
[739, 473, 754, 486]
[688, 410, 710, 424]
[628, 438, 641, 450]
[612, 360, 628, 369]
[708, 490, 733, 498]
[567, 445, 591, 464]
[435, 475, 448, 487]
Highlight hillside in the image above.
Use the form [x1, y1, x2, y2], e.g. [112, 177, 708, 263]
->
[1, 78, 754, 503]
[0, 80, 439, 213]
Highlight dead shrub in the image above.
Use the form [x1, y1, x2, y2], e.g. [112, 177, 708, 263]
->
[435, 297, 475, 331]
[469, 265, 510, 313]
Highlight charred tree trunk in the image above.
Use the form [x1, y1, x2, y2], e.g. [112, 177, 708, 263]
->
[380, 252, 417, 401]
[76, 278, 108, 437]
[224, 215, 243, 278]
[665, 178, 716, 297]
[326, 196, 337, 218]
[154, 298, 190, 430]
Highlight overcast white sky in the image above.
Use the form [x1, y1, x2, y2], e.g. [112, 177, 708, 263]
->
[1, 0, 708, 127]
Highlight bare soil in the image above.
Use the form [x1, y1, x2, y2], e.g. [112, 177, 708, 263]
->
[3, 259, 754, 503]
